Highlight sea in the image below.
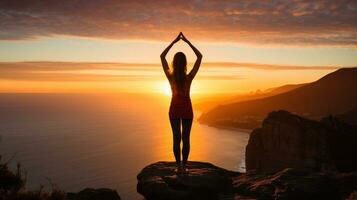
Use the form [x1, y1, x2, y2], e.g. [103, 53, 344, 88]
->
[0, 93, 250, 200]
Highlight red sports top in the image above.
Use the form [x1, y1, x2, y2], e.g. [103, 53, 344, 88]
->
[168, 75, 193, 119]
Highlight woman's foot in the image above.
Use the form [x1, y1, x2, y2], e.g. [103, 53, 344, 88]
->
[175, 165, 182, 174]
[182, 164, 188, 174]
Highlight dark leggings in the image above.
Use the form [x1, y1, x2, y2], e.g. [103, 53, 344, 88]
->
[170, 118, 193, 166]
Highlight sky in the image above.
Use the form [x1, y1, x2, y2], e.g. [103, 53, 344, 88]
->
[0, 0, 356, 94]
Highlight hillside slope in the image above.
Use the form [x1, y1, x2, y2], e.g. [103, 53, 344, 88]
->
[194, 83, 306, 112]
[199, 68, 357, 129]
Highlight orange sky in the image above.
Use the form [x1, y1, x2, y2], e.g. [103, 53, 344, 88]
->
[0, 61, 337, 96]
[0, 1, 356, 95]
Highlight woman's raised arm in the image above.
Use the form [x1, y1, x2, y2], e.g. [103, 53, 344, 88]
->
[181, 33, 202, 80]
[160, 33, 181, 79]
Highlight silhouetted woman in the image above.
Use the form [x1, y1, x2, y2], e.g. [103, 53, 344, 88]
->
[160, 32, 202, 173]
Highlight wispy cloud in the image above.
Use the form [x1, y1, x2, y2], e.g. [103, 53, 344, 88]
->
[0, 61, 340, 82]
[0, 0, 356, 46]
[205, 62, 341, 70]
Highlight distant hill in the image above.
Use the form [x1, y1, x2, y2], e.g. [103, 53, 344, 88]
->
[194, 83, 306, 112]
[264, 83, 307, 94]
[198, 68, 357, 129]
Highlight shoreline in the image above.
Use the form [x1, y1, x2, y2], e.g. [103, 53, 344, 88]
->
[197, 121, 252, 134]
[195, 111, 253, 133]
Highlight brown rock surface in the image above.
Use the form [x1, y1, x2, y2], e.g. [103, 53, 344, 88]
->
[233, 168, 357, 200]
[137, 161, 357, 200]
[137, 161, 239, 200]
[246, 110, 357, 173]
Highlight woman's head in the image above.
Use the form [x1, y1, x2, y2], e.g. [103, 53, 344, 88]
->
[172, 52, 187, 89]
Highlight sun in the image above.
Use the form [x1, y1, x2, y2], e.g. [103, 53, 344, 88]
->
[158, 81, 199, 96]
[157, 81, 171, 96]
[163, 83, 171, 96]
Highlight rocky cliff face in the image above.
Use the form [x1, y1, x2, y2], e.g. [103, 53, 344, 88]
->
[246, 110, 357, 173]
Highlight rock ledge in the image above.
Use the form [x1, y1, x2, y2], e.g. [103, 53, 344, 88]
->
[137, 161, 239, 200]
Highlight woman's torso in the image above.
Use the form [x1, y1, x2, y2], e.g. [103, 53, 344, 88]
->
[169, 75, 192, 98]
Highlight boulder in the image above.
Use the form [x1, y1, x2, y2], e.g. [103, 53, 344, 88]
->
[137, 161, 239, 200]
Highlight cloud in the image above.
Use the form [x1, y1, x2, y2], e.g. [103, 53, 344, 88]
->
[0, 61, 341, 82]
[205, 62, 341, 70]
[0, 0, 356, 46]
[0, 62, 242, 81]
[0, 61, 340, 72]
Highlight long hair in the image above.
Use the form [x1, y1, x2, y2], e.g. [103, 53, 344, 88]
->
[172, 52, 187, 90]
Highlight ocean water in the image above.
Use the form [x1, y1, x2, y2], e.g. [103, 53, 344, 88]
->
[0, 93, 250, 200]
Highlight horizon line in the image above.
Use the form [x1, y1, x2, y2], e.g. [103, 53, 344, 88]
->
[0, 61, 350, 70]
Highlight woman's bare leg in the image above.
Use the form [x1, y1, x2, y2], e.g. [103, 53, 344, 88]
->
[182, 119, 193, 171]
[170, 119, 181, 170]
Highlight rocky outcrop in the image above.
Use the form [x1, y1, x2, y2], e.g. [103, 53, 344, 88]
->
[67, 188, 121, 200]
[246, 110, 357, 173]
[137, 161, 357, 200]
[136, 161, 239, 200]
[233, 168, 357, 200]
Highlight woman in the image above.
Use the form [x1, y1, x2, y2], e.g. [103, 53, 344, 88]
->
[160, 32, 202, 173]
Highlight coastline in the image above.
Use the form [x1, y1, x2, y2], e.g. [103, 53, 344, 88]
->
[197, 121, 252, 134]
[195, 111, 252, 134]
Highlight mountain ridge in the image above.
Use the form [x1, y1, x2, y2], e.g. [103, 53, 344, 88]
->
[198, 67, 357, 129]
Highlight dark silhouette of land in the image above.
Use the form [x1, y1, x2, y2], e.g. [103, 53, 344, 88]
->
[338, 108, 357, 125]
[246, 110, 357, 173]
[199, 67, 357, 129]
[195, 83, 307, 112]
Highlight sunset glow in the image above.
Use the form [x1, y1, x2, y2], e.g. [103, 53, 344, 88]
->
[1, 1, 357, 199]
[0, 62, 338, 95]
[0, 0, 356, 95]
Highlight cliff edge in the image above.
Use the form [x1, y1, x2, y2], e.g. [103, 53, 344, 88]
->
[246, 110, 357, 173]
